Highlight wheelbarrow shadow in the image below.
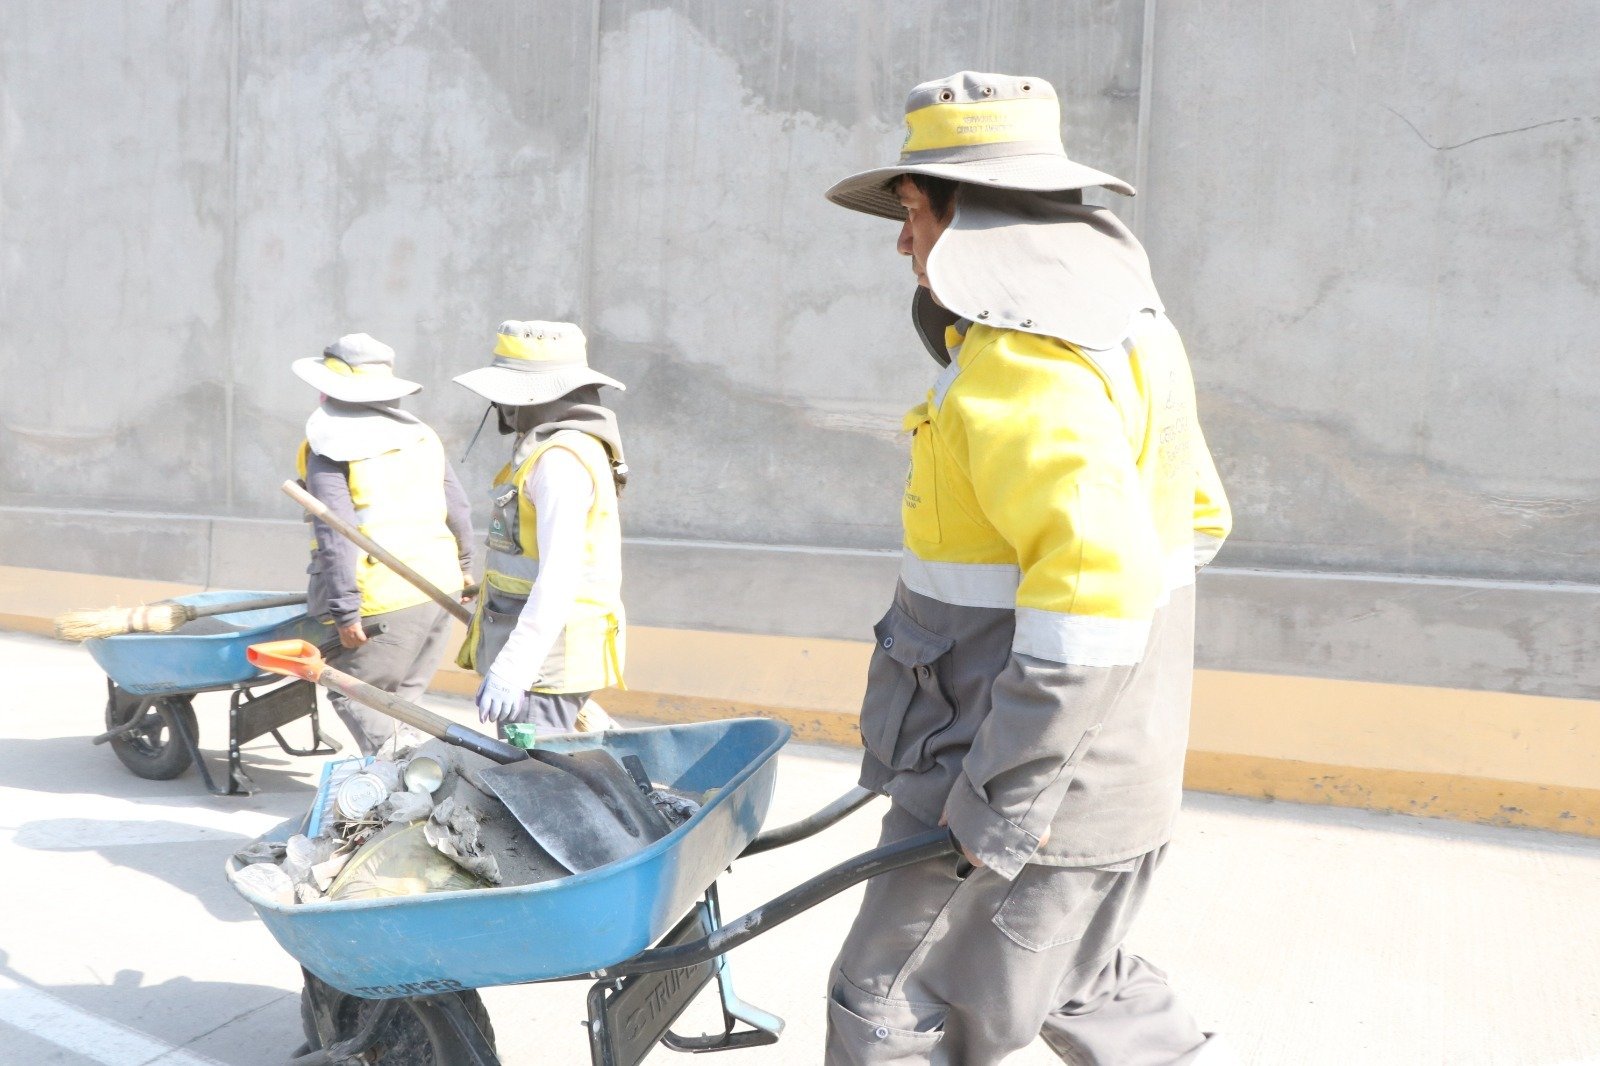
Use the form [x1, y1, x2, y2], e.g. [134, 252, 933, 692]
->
[0, 949, 300, 1066]
[0, 734, 323, 802]
[9, 805, 306, 924]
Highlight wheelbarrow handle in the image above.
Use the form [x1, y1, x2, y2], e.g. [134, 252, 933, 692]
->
[595, 828, 957, 979]
[740, 786, 878, 857]
[314, 620, 387, 658]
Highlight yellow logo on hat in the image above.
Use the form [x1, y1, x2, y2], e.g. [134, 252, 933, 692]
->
[901, 96, 1059, 155]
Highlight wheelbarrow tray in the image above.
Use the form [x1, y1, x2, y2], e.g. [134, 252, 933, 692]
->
[84, 591, 323, 696]
[228, 717, 789, 998]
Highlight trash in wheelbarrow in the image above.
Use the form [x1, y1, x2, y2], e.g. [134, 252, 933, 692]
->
[231, 731, 712, 906]
[246, 639, 682, 875]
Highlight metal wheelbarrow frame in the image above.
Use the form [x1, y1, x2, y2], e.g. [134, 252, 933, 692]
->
[84, 591, 342, 795]
[228, 719, 955, 1065]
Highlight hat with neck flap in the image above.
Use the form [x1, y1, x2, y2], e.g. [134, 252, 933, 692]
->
[453, 320, 624, 407]
[826, 71, 1163, 363]
[292, 333, 422, 403]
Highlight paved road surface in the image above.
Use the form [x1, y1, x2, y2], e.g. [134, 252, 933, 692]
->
[1, 631, 1597, 1064]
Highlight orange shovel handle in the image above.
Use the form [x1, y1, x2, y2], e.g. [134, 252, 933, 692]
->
[247, 638, 326, 682]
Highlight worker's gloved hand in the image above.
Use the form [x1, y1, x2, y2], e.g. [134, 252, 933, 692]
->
[475, 671, 528, 724]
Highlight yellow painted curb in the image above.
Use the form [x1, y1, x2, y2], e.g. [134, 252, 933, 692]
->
[1184, 751, 1600, 835]
[6, 562, 1598, 839]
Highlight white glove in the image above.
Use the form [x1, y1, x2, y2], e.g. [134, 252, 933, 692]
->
[475, 670, 527, 724]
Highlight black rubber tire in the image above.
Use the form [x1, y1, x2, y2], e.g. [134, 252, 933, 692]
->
[299, 977, 496, 1065]
[105, 687, 197, 781]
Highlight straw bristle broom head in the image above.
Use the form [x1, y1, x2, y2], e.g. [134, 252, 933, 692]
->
[53, 602, 195, 641]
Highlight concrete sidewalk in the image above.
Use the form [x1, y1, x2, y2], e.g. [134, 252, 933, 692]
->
[0, 629, 1596, 1065]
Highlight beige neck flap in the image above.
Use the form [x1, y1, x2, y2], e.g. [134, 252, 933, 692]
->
[924, 187, 1163, 352]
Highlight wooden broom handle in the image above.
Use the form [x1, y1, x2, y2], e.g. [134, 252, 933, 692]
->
[281, 480, 473, 625]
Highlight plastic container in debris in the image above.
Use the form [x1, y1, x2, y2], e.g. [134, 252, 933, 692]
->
[325, 822, 486, 901]
[502, 724, 538, 749]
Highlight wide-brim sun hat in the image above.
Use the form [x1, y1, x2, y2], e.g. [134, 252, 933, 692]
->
[453, 320, 625, 407]
[825, 71, 1134, 220]
[292, 332, 422, 403]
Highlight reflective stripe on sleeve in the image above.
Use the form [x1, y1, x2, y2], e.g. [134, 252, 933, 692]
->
[1012, 608, 1150, 667]
[1194, 532, 1224, 568]
[900, 550, 1019, 609]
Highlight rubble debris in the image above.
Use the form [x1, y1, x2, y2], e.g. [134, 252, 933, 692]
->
[424, 796, 502, 884]
[379, 789, 434, 824]
[233, 840, 286, 867]
[232, 738, 702, 905]
[648, 785, 702, 826]
[233, 861, 295, 906]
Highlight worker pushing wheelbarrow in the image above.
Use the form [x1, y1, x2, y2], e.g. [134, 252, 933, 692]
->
[228, 638, 956, 1065]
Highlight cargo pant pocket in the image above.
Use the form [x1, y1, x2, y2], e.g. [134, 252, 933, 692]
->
[826, 985, 944, 1064]
[859, 606, 956, 773]
[991, 859, 1137, 953]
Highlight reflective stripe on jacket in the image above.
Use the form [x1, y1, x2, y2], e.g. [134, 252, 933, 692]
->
[861, 311, 1231, 876]
[456, 430, 625, 694]
[296, 430, 462, 618]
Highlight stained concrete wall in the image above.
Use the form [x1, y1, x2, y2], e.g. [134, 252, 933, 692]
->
[1, 1, 1596, 698]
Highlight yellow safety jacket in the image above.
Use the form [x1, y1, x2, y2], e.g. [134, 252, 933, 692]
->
[900, 312, 1231, 667]
[296, 429, 463, 617]
[456, 430, 625, 694]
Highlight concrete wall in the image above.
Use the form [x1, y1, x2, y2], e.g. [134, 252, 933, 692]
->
[2, 1, 1596, 699]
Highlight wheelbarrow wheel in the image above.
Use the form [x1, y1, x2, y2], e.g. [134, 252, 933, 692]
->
[299, 977, 496, 1064]
[105, 686, 197, 781]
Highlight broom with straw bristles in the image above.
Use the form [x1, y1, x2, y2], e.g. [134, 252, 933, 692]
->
[54, 592, 310, 642]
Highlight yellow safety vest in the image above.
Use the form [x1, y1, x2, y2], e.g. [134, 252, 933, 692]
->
[456, 430, 625, 694]
[296, 429, 463, 617]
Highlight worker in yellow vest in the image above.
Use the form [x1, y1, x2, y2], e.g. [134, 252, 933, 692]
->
[292, 333, 475, 755]
[453, 320, 627, 735]
[820, 73, 1234, 1064]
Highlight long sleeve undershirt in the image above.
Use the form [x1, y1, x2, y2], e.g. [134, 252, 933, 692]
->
[483, 446, 595, 691]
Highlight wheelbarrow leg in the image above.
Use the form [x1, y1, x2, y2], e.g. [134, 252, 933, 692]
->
[165, 699, 238, 797]
[659, 885, 782, 1054]
[226, 690, 257, 795]
[585, 889, 783, 1064]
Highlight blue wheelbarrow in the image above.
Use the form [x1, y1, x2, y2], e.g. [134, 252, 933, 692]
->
[83, 591, 344, 795]
[228, 716, 955, 1065]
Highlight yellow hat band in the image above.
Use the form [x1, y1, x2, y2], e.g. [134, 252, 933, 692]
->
[322, 357, 393, 377]
[493, 331, 584, 365]
[902, 96, 1060, 154]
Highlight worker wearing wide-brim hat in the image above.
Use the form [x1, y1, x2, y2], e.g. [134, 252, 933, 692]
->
[821, 73, 1234, 1064]
[453, 320, 628, 736]
[291, 333, 476, 756]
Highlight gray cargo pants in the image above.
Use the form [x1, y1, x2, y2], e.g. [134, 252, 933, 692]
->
[324, 601, 452, 756]
[826, 804, 1220, 1065]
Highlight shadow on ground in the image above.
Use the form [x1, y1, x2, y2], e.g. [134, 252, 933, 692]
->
[0, 950, 305, 1064]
